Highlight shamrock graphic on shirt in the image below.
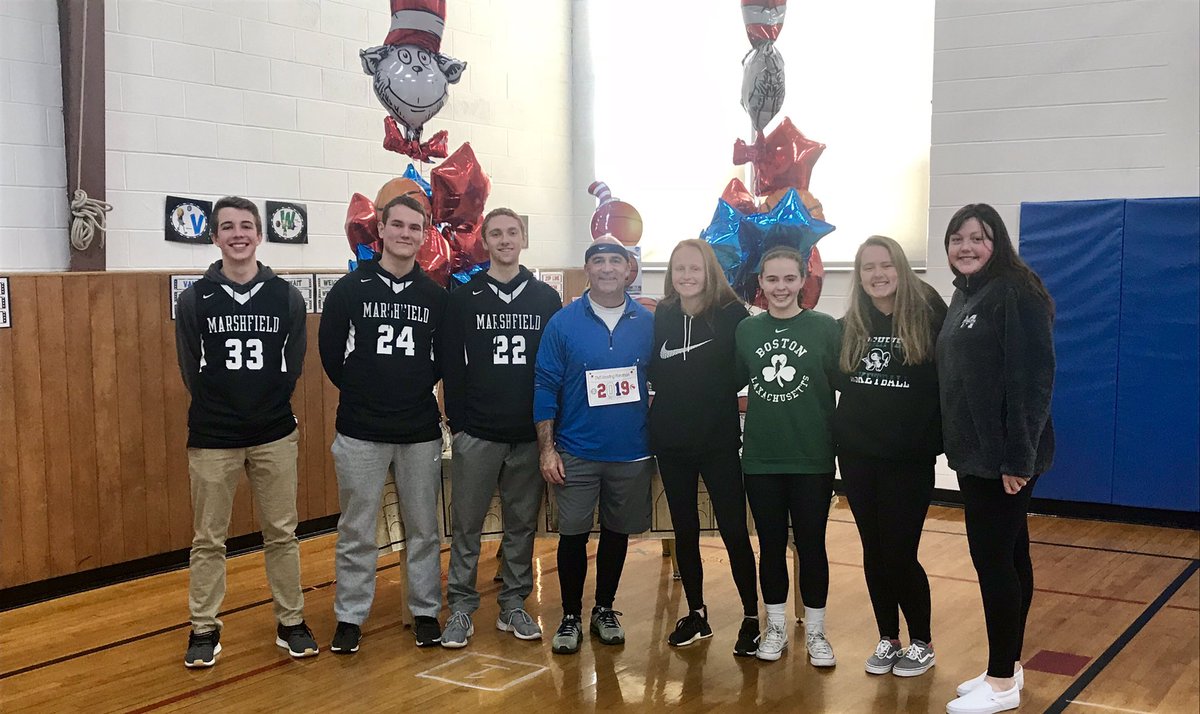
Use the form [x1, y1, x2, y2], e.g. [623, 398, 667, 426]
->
[762, 354, 795, 387]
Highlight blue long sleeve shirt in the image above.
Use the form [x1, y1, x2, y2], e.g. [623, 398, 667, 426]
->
[533, 292, 654, 462]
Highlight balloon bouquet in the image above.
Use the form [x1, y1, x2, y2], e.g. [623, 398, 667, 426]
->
[702, 0, 834, 309]
[345, 0, 491, 286]
[585, 181, 658, 312]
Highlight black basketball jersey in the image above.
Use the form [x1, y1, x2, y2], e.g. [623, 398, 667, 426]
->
[318, 260, 448, 444]
[175, 263, 306, 449]
[441, 267, 562, 442]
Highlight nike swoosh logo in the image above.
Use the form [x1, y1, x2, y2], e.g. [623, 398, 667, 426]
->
[659, 339, 713, 360]
[472, 290, 483, 295]
[201, 293, 214, 300]
[360, 278, 372, 282]
[774, 328, 788, 333]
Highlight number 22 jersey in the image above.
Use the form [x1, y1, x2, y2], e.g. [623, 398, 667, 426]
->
[440, 267, 562, 443]
[318, 260, 448, 444]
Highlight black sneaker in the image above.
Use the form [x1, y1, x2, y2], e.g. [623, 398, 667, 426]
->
[413, 615, 442, 647]
[185, 629, 221, 668]
[668, 611, 713, 647]
[330, 621, 361, 654]
[733, 617, 760, 657]
[276, 621, 319, 658]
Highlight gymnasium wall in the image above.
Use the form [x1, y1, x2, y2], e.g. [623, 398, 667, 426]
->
[102, 0, 583, 271]
[0, 0, 70, 271]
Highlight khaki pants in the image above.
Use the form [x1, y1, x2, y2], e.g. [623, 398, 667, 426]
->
[188, 428, 304, 633]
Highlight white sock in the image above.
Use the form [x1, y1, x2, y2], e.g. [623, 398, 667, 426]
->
[765, 603, 787, 629]
[803, 606, 826, 636]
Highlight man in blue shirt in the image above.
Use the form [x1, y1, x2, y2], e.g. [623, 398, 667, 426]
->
[533, 238, 655, 655]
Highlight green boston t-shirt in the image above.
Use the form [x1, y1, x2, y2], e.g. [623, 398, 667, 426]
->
[735, 309, 841, 474]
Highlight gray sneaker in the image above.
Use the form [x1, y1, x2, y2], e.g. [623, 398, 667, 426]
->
[497, 608, 542, 640]
[590, 607, 625, 645]
[551, 615, 583, 654]
[865, 638, 904, 674]
[440, 611, 473, 649]
[892, 639, 935, 677]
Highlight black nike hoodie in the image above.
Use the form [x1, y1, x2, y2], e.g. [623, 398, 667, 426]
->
[647, 299, 749, 453]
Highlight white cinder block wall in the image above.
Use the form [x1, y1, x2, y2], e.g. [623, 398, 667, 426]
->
[922, 0, 1200, 489]
[0, 0, 69, 271]
[105, 0, 580, 271]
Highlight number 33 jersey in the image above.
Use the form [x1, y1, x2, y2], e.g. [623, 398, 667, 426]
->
[440, 267, 562, 443]
[318, 260, 448, 444]
[175, 263, 308, 449]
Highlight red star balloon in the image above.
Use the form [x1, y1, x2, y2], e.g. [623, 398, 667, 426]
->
[430, 142, 491, 228]
[732, 117, 825, 196]
[721, 177, 760, 215]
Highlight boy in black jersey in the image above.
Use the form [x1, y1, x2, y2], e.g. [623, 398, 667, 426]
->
[319, 195, 449, 652]
[175, 196, 317, 668]
[439, 208, 562, 648]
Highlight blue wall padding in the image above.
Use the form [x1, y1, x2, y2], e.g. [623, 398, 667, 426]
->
[1111, 198, 1200, 511]
[1020, 200, 1125, 505]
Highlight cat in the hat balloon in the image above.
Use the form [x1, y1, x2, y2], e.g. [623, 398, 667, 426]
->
[361, 0, 466, 161]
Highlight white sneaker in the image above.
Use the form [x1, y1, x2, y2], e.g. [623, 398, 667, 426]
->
[946, 681, 1019, 714]
[756, 621, 788, 661]
[805, 631, 836, 667]
[956, 667, 1024, 696]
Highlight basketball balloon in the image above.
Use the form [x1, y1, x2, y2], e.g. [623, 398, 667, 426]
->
[588, 181, 643, 246]
[375, 177, 431, 215]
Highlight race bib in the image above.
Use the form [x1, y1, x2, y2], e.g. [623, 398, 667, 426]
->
[585, 365, 640, 407]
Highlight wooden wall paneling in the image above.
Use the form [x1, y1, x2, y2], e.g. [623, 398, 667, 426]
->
[0, 301, 24, 586]
[322, 377, 340, 515]
[10, 277, 50, 582]
[112, 274, 148, 559]
[293, 371, 310, 523]
[62, 275, 101, 574]
[35, 276, 77, 578]
[160, 277, 192, 551]
[137, 275, 169, 553]
[301, 315, 324, 522]
[88, 275, 124, 567]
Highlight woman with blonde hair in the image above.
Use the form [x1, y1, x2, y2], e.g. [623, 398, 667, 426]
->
[834, 236, 947, 678]
[649, 239, 759, 656]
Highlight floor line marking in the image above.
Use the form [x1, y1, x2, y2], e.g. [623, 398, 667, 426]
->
[1045, 559, 1200, 714]
[414, 652, 549, 692]
[1066, 700, 1156, 714]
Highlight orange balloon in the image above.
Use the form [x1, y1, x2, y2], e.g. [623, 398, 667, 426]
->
[635, 296, 658, 313]
[760, 188, 824, 222]
[375, 177, 431, 216]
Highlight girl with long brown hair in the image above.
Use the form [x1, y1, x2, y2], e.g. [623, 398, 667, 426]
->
[834, 235, 947, 678]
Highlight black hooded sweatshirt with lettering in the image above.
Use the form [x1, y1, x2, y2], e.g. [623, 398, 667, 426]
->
[318, 259, 448, 444]
[440, 266, 562, 443]
[834, 283, 948, 461]
[175, 261, 307, 449]
[647, 299, 749, 454]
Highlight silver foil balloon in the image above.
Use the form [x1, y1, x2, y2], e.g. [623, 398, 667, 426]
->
[360, 43, 466, 142]
[741, 43, 785, 134]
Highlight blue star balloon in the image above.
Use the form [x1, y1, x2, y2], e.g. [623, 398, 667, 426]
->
[403, 163, 433, 196]
[451, 260, 489, 286]
[733, 188, 835, 301]
[700, 199, 748, 286]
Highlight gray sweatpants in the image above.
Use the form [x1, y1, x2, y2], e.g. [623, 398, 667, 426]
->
[332, 432, 443, 624]
[446, 433, 543, 615]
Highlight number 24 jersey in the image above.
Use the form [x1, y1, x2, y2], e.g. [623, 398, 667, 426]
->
[318, 260, 448, 444]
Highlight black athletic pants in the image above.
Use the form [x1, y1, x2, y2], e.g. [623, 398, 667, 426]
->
[958, 473, 1037, 679]
[744, 472, 836, 607]
[558, 526, 628, 618]
[838, 453, 934, 642]
[657, 447, 759, 617]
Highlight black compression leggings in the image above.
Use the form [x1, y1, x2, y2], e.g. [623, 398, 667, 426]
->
[744, 472, 835, 607]
[838, 453, 934, 642]
[657, 447, 759, 617]
[558, 526, 628, 618]
[959, 474, 1037, 679]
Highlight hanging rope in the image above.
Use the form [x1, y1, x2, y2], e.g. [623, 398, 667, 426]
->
[68, 0, 111, 253]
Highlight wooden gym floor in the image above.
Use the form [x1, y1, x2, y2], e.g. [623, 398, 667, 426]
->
[1, 503, 1197, 713]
